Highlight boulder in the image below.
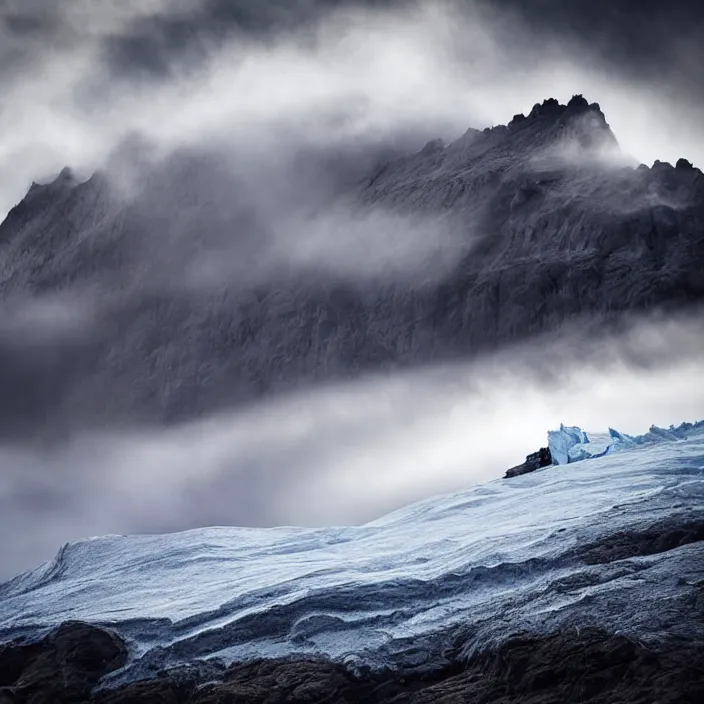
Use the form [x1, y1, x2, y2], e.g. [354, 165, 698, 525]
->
[0, 621, 127, 704]
[504, 446, 552, 478]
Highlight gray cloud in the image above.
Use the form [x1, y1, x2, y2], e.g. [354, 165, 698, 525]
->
[98, 0, 409, 80]
[10, 1, 698, 87]
[0, 0, 703, 222]
[1, 312, 703, 579]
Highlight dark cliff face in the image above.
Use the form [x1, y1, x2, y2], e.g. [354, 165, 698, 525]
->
[0, 97, 702, 436]
[361, 97, 704, 338]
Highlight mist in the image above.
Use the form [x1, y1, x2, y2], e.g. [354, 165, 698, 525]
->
[1, 312, 703, 579]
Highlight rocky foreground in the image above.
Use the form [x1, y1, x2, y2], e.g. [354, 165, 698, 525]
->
[1, 619, 703, 703]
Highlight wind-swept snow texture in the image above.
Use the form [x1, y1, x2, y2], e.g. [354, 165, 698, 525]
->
[1, 424, 703, 687]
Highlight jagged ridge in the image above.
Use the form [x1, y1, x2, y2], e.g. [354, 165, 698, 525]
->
[0, 96, 703, 435]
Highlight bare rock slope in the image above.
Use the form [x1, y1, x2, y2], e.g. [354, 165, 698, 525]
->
[0, 96, 702, 435]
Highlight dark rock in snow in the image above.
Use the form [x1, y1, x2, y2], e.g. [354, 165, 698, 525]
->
[578, 517, 704, 564]
[504, 446, 553, 478]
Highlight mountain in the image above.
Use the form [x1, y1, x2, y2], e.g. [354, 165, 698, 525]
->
[0, 96, 702, 438]
[1, 420, 703, 702]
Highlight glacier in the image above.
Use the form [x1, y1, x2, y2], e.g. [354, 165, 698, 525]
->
[0, 422, 703, 689]
[547, 419, 704, 465]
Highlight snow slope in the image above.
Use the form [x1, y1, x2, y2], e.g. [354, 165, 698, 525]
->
[1, 424, 703, 687]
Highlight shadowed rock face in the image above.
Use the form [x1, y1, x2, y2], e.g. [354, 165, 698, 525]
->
[578, 518, 704, 565]
[0, 621, 127, 703]
[1, 621, 702, 703]
[0, 96, 703, 436]
[504, 446, 552, 478]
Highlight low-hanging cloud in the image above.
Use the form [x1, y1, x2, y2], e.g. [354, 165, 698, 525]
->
[1, 311, 703, 580]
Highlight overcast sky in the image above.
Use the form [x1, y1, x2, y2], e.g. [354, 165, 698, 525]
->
[1, 0, 703, 579]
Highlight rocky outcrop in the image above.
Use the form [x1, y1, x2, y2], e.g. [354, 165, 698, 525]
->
[1, 622, 702, 703]
[504, 446, 553, 478]
[0, 621, 127, 703]
[578, 517, 704, 565]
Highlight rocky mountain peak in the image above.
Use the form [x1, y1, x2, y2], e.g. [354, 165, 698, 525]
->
[509, 94, 606, 127]
[505, 95, 614, 152]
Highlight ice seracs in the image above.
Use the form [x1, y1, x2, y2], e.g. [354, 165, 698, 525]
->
[546, 419, 704, 466]
[507, 419, 704, 478]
